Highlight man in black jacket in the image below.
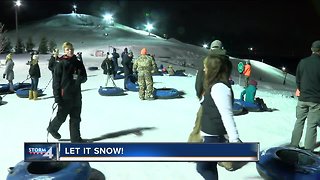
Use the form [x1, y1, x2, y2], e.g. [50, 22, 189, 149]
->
[47, 42, 88, 143]
[290, 40, 320, 151]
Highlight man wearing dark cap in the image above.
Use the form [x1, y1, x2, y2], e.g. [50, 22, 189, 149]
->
[290, 40, 320, 151]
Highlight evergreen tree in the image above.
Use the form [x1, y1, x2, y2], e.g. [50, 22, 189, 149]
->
[25, 36, 35, 52]
[48, 39, 57, 53]
[38, 36, 48, 54]
[15, 37, 24, 54]
[3, 38, 12, 53]
[0, 23, 8, 54]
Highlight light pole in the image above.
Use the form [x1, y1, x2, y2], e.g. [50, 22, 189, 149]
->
[282, 66, 287, 85]
[14, 0, 21, 38]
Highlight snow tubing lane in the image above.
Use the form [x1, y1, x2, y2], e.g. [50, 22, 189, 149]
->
[114, 74, 125, 80]
[98, 86, 125, 96]
[16, 88, 44, 98]
[13, 83, 31, 91]
[154, 88, 180, 99]
[88, 66, 99, 71]
[7, 161, 91, 180]
[234, 99, 262, 112]
[0, 83, 10, 92]
[256, 146, 320, 180]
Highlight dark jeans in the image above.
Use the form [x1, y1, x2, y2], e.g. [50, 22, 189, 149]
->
[31, 77, 39, 91]
[48, 99, 82, 142]
[123, 64, 132, 89]
[196, 135, 227, 180]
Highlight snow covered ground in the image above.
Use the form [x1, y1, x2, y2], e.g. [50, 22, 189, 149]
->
[0, 13, 315, 179]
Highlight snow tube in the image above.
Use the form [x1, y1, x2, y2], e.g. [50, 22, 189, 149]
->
[234, 99, 262, 112]
[98, 86, 125, 96]
[154, 88, 180, 99]
[16, 88, 44, 98]
[114, 74, 125, 80]
[0, 83, 10, 93]
[13, 83, 31, 91]
[7, 161, 91, 180]
[126, 81, 139, 92]
[171, 70, 187, 76]
[256, 146, 320, 180]
[88, 66, 98, 71]
[125, 75, 139, 92]
[232, 102, 245, 115]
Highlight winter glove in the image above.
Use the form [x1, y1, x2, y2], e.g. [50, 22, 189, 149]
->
[2, 74, 5, 79]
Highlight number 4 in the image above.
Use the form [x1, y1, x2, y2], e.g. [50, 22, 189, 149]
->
[43, 147, 54, 159]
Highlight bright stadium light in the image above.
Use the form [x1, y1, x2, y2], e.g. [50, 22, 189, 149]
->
[72, 4, 77, 13]
[103, 13, 114, 25]
[202, 44, 208, 49]
[145, 23, 154, 35]
[14, 0, 21, 38]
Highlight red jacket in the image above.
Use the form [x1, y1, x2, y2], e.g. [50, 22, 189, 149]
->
[243, 64, 251, 77]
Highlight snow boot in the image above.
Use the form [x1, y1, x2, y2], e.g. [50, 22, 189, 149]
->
[28, 90, 33, 100]
[33, 91, 38, 100]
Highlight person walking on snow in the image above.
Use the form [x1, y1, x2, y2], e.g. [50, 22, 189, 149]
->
[121, 48, 133, 89]
[133, 48, 157, 100]
[28, 54, 41, 100]
[111, 48, 120, 75]
[47, 42, 88, 143]
[196, 53, 241, 180]
[101, 54, 116, 87]
[2, 53, 15, 93]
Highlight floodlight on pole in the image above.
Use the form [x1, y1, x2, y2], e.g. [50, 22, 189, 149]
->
[282, 66, 287, 85]
[14, 0, 21, 38]
[103, 13, 114, 25]
[72, 4, 77, 14]
[202, 44, 208, 49]
[145, 23, 154, 35]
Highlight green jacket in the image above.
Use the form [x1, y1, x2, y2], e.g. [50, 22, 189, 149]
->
[240, 84, 256, 103]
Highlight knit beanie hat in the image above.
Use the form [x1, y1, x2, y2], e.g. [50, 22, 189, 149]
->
[249, 79, 257, 86]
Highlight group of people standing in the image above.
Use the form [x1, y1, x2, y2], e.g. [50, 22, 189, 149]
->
[100, 47, 134, 88]
[2, 51, 41, 100]
[100, 47, 157, 100]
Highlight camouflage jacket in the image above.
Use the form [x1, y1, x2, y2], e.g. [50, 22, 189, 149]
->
[133, 55, 157, 74]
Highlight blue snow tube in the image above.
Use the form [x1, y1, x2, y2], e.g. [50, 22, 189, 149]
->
[0, 83, 10, 93]
[7, 161, 91, 180]
[13, 82, 31, 91]
[154, 88, 180, 99]
[256, 146, 320, 180]
[126, 81, 139, 92]
[16, 88, 44, 98]
[234, 99, 262, 112]
[232, 102, 245, 115]
[114, 74, 125, 80]
[98, 86, 125, 96]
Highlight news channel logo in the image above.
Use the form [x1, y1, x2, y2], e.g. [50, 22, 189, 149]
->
[24, 143, 58, 161]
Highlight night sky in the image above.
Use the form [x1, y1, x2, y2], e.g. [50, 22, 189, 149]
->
[1, 0, 320, 72]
